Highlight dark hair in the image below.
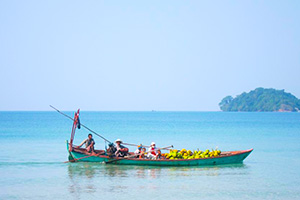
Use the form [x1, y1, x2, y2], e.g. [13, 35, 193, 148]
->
[88, 133, 92, 137]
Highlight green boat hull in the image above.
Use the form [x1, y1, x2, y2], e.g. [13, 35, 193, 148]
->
[107, 151, 252, 166]
[69, 150, 108, 162]
[67, 141, 253, 166]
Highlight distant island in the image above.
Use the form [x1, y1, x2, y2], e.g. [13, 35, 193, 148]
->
[219, 88, 300, 112]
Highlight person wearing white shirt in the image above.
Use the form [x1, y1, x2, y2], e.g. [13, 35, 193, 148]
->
[147, 142, 158, 159]
[134, 145, 143, 158]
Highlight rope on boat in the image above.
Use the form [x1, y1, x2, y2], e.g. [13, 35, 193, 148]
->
[64, 152, 105, 163]
[50, 105, 112, 143]
[50, 105, 174, 150]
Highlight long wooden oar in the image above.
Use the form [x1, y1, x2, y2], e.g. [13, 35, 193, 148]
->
[158, 145, 174, 150]
[64, 152, 105, 163]
[105, 145, 173, 164]
[123, 142, 150, 147]
[123, 143, 174, 150]
[105, 154, 137, 164]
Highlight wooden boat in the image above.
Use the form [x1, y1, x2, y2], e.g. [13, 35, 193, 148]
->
[62, 108, 253, 166]
[67, 141, 253, 166]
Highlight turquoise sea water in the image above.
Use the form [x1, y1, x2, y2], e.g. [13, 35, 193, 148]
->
[0, 111, 300, 199]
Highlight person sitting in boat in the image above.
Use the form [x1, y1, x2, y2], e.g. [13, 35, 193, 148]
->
[134, 144, 143, 158]
[106, 142, 117, 157]
[115, 139, 129, 157]
[147, 142, 158, 159]
[78, 133, 95, 153]
[139, 147, 147, 159]
[156, 149, 163, 160]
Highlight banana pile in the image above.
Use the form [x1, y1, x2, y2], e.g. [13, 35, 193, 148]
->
[163, 149, 221, 160]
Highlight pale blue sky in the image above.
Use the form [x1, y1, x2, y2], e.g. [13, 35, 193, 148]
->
[0, 1, 299, 111]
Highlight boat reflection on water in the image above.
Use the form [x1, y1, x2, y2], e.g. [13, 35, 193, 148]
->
[167, 163, 248, 177]
[68, 162, 247, 179]
[67, 163, 165, 179]
[67, 163, 248, 197]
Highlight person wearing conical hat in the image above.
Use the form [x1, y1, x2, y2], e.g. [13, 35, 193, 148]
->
[115, 139, 128, 157]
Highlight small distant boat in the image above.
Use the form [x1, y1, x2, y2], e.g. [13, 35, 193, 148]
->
[51, 106, 253, 166]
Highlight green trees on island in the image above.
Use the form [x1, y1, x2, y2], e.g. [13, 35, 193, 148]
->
[219, 88, 300, 112]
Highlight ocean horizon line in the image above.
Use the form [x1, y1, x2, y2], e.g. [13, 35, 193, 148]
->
[0, 110, 222, 112]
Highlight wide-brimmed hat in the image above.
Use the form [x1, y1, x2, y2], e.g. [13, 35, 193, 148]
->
[115, 139, 122, 143]
[151, 142, 156, 146]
